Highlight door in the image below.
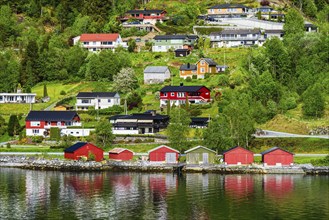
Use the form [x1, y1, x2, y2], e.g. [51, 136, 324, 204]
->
[202, 153, 209, 164]
[165, 153, 176, 163]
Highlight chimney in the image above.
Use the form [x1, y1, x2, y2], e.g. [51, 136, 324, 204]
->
[180, 83, 184, 86]
[187, 63, 190, 68]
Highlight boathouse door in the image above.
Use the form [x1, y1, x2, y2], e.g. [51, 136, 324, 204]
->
[166, 153, 176, 163]
[202, 153, 209, 164]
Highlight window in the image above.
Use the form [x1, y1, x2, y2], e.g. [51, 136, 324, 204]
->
[32, 129, 39, 134]
[93, 48, 96, 51]
[65, 122, 72, 126]
[31, 121, 40, 127]
[108, 99, 112, 103]
[178, 92, 185, 97]
[98, 99, 101, 102]
[93, 41, 96, 45]
[57, 122, 62, 126]
[81, 99, 90, 103]
[163, 92, 167, 97]
[83, 42, 89, 45]
[200, 67, 205, 73]
[171, 92, 175, 96]
[200, 60, 205, 65]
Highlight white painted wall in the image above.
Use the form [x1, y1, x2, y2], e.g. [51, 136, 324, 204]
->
[61, 128, 94, 137]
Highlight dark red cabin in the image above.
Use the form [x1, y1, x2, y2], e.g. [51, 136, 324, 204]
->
[64, 142, 104, 162]
[148, 145, 179, 163]
[109, 148, 134, 161]
[261, 147, 294, 166]
[223, 146, 254, 165]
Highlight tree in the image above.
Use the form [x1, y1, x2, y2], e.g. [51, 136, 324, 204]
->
[0, 115, 6, 136]
[113, 68, 138, 94]
[167, 108, 191, 151]
[302, 84, 325, 118]
[0, 5, 18, 46]
[95, 120, 114, 148]
[7, 115, 20, 136]
[43, 84, 48, 97]
[283, 9, 304, 41]
[203, 115, 233, 152]
[128, 39, 136, 52]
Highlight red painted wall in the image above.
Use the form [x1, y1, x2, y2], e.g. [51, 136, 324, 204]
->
[64, 143, 104, 162]
[160, 86, 211, 102]
[223, 147, 254, 165]
[224, 175, 254, 199]
[149, 146, 179, 162]
[26, 121, 46, 129]
[262, 149, 293, 165]
[109, 150, 133, 161]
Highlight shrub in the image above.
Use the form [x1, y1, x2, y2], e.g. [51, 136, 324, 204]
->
[6, 143, 11, 148]
[50, 127, 60, 140]
[134, 138, 142, 143]
[204, 73, 210, 79]
[31, 136, 44, 143]
[60, 90, 66, 95]
[88, 152, 96, 161]
[185, 77, 192, 82]
[192, 75, 197, 80]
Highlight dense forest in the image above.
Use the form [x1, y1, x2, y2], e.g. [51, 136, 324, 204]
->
[0, 0, 328, 148]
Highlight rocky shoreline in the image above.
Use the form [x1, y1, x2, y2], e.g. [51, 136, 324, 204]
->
[0, 156, 328, 175]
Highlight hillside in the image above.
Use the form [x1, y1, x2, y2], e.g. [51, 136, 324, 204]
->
[0, 0, 328, 143]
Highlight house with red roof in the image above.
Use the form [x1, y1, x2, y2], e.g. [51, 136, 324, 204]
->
[73, 33, 127, 52]
[261, 147, 294, 166]
[121, 9, 168, 25]
[159, 84, 211, 106]
[148, 145, 179, 163]
[109, 148, 134, 161]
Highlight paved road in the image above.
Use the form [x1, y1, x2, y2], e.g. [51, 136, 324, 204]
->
[254, 130, 329, 139]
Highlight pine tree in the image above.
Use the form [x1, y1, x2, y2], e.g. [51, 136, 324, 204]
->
[43, 84, 48, 97]
[8, 115, 20, 136]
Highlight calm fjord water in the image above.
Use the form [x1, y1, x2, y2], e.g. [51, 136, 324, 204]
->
[0, 168, 328, 220]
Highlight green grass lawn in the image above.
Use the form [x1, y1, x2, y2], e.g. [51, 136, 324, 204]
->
[254, 155, 328, 164]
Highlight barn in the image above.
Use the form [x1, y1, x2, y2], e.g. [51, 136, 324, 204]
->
[148, 145, 179, 163]
[64, 142, 104, 162]
[109, 148, 134, 161]
[185, 146, 217, 164]
[223, 146, 254, 165]
[261, 147, 294, 166]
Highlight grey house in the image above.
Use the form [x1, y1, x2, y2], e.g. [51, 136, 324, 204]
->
[144, 66, 171, 84]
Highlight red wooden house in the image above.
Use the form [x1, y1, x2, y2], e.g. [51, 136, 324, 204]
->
[121, 9, 168, 24]
[223, 146, 254, 165]
[25, 110, 81, 137]
[261, 147, 294, 166]
[64, 142, 104, 162]
[109, 148, 134, 161]
[148, 145, 179, 163]
[159, 84, 211, 106]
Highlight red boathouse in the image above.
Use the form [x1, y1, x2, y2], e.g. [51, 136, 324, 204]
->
[261, 147, 294, 166]
[64, 142, 104, 162]
[223, 146, 254, 165]
[109, 148, 134, 161]
[148, 145, 179, 163]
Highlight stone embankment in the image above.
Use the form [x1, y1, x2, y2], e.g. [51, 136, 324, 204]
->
[0, 156, 328, 174]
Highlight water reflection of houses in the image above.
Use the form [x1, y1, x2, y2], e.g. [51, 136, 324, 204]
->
[263, 175, 294, 199]
[26, 170, 51, 213]
[65, 173, 104, 195]
[224, 175, 254, 199]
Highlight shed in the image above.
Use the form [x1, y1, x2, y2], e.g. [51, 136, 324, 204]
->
[175, 49, 190, 57]
[64, 142, 104, 162]
[54, 104, 74, 111]
[261, 147, 294, 166]
[109, 148, 134, 161]
[148, 145, 179, 163]
[185, 146, 217, 164]
[223, 146, 254, 165]
[143, 66, 171, 84]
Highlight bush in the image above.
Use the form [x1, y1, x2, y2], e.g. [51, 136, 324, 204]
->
[88, 105, 124, 116]
[31, 136, 44, 143]
[218, 74, 230, 86]
[185, 77, 192, 82]
[88, 152, 96, 161]
[204, 73, 210, 79]
[134, 138, 142, 143]
[192, 75, 197, 80]
[6, 143, 11, 148]
[60, 90, 66, 95]
[50, 127, 60, 140]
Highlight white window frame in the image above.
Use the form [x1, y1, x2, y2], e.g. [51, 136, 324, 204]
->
[30, 121, 40, 127]
[171, 92, 175, 96]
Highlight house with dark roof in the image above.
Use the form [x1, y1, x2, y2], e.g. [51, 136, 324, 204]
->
[109, 110, 169, 134]
[179, 58, 219, 79]
[76, 92, 120, 110]
[144, 66, 171, 84]
[25, 111, 81, 136]
[159, 84, 211, 106]
[64, 142, 104, 162]
[190, 117, 210, 128]
[209, 29, 263, 47]
[152, 35, 198, 52]
[121, 9, 168, 25]
[264, 29, 284, 40]
[175, 48, 190, 57]
[179, 63, 197, 79]
[208, 4, 248, 18]
[72, 33, 127, 52]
